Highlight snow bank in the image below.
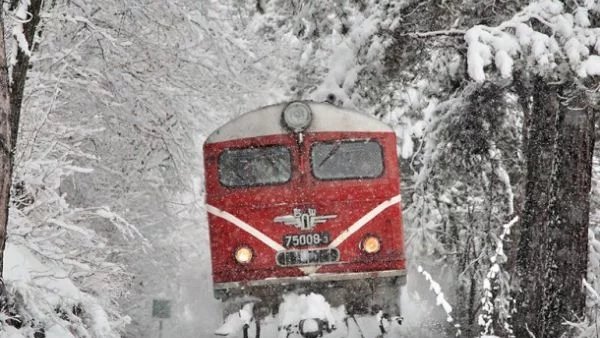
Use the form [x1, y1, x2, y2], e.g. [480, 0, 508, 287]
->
[1, 243, 124, 338]
[278, 293, 338, 326]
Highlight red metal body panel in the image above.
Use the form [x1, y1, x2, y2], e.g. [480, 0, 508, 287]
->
[204, 131, 405, 285]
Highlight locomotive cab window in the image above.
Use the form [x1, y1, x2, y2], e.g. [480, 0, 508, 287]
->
[218, 145, 292, 187]
[311, 140, 384, 180]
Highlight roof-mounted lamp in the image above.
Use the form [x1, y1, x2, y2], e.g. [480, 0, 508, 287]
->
[282, 102, 312, 133]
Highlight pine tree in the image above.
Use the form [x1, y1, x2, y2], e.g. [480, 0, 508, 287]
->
[515, 77, 596, 337]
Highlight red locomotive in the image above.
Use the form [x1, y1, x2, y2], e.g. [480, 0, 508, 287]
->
[203, 101, 406, 337]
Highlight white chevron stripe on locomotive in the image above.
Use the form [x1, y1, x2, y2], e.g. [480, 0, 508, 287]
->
[206, 193, 401, 255]
[206, 204, 286, 252]
[328, 194, 402, 248]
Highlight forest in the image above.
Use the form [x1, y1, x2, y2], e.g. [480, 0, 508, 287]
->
[0, 0, 599, 337]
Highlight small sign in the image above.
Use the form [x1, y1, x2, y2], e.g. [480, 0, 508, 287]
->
[152, 299, 171, 319]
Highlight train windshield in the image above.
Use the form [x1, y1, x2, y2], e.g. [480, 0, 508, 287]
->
[218, 145, 292, 187]
[311, 140, 384, 180]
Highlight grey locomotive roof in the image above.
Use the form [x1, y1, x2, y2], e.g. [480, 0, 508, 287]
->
[205, 101, 393, 144]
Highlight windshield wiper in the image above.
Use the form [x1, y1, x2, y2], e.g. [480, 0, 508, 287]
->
[317, 142, 342, 168]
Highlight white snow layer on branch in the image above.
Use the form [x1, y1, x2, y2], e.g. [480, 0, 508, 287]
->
[12, 0, 32, 57]
[48, 218, 95, 240]
[583, 278, 600, 301]
[63, 165, 94, 173]
[490, 143, 516, 214]
[95, 207, 146, 241]
[478, 216, 519, 336]
[417, 265, 462, 335]
[465, 0, 600, 81]
[587, 228, 600, 304]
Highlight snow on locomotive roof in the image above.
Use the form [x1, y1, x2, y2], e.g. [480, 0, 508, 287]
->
[206, 101, 392, 144]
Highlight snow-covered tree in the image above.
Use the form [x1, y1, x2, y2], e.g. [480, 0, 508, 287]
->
[460, 1, 599, 336]
[253, 1, 598, 337]
[6, 0, 298, 336]
[0, 0, 137, 336]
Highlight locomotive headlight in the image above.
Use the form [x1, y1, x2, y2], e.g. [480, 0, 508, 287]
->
[234, 246, 253, 264]
[361, 235, 381, 254]
[283, 102, 312, 132]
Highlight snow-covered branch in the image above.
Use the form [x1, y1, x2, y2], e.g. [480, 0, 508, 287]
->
[465, 0, 600, 82]
[399, 29, 467, 38]
[417, 265, 462, 335]
[478, 216, 518, 336]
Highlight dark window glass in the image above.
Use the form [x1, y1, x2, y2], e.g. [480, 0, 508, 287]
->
[311, 140, 384, 180]
[218, 146, 292, 187]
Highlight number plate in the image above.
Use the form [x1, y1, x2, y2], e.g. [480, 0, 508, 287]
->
[276, 248, 340, 266]
[283, 232, 330, 248]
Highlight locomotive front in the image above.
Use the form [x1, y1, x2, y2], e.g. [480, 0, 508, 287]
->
[203, 101, 406, 335]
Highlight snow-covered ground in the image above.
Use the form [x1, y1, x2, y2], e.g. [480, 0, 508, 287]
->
[2, 244, 120, 338]
[200, 280, 454, 338]
[212, 292, 403, 338]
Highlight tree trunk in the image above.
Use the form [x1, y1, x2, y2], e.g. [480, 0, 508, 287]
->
[515, 77, 594, 337]
[9, 0, 43, 145]
[0, 0, 15, 289]
[0, 0, 43, 288]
